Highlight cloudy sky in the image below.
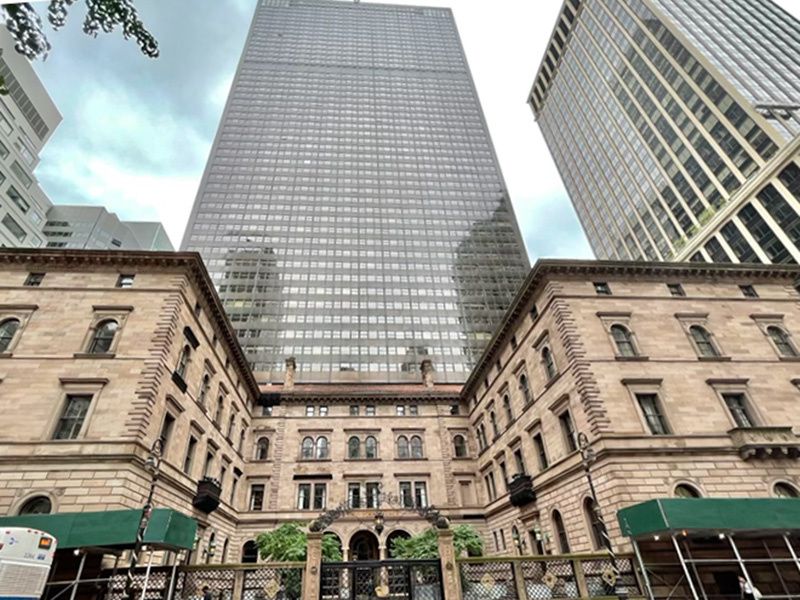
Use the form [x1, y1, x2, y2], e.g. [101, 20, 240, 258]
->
[28, 0, 799, 260]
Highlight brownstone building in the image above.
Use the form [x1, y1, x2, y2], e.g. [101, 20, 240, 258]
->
[1, 250, 799, 572]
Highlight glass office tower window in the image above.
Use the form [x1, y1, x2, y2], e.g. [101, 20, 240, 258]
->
[182, 0, 529, 383]
[531, 0, 800, 264]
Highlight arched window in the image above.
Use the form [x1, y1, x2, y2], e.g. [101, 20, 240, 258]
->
[503, 395, 513, 426]
[610, 324, 637, 357]
[519, 374, 533, 405]
[489, 411, 499, 437]
[674, 483, 702, 498]
[775, 482, 800, 498]
[18, 496, 51, 515]
[365, 436, 378, 459]
[768, 326, 798, 357]
[175, 344, 191, 378]
[552, 510, 570, 554]
[410, 435, 423, 459]
[583, 498, 604, 550]
[206, 532, 216, 564]
[453, 434, 467, 458]
[88, 319, 119, 354]
[316, 436, 329, 459]
[198, 374, 211, 407]
[242, 540, 258, 563]
[301, 436, 314, 459]
[255, 437, 269, 461]
[689, 325, 719, 357]
[396, 436, 409, 459]
[0, 318, 20, 353]
[542, 347, 557, 380]
[221, 538, 229, 563]
[239, 429, 245, 452]
[348, 436, 361, 459]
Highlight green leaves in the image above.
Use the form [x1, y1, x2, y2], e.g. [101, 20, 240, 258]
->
[256, 523, 343, 562]
[390, 525, 484, 559]
[2, 0, 158, 61]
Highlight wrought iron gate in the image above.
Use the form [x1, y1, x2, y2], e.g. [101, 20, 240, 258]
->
[320, 559, 443, 600]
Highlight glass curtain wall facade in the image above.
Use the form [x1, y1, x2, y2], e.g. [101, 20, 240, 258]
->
[183, 0, 529, 384]
[529, 0, 800, 265]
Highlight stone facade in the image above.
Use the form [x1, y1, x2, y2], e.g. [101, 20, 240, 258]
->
[1, 250, 799, 563]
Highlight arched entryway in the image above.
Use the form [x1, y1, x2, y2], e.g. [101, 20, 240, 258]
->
[325, 533, 344, 561]
[386, 530, 411, 558]
[349, 530, 380, 561]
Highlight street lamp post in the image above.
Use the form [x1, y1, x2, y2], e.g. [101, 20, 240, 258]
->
[124, 438, 163, 600]
[576, 432, 628, 600]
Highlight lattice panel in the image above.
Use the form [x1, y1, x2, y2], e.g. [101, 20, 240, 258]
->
[100, 567, 175, 600]
[461, 561, 519, 600]
[581, 557, 641, 597]
[243, 565, 305, 600]
[178, 568, 235, 599]
[411, 564, 443, 600]
[519, 559, 576, 600]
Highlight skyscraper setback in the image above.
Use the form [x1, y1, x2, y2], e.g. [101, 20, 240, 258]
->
[530, 0, 800, 265]
[183, 0, 529, 383]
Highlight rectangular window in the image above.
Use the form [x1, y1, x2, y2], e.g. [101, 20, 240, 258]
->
[488, 473, 497, 499]
[184, 436, 197, 474]
[636, 394, 670, 435]
[449, 404, 460, 415]
[594, 282, 612, 295]
[10, 161, 32, 189]
[52, 394, 91, 439]
[305, 406, 314, 417]
[159, 413, 176, 450]
[313, 483, 326, 510]
[513, 448, 526, 475]
[262, 406, 272, 417]
[723, 393, 756, 428]
[559, 411, 577, 452]
[511, 335, 518, 350]
[203, 452, 215, 478]
[409, 405, 418, 416]
[498, 461, 508, 489]
[250, 484, 264, 511]
[739, 284, 758, 298]
[667, 283, 685, 297]
[366, 482, 380, 508]
[365, 405, 376, 416]
[24, 272, 44, 287]
[297, 484, 311, 510]
[530, 304, 539, 320]
[533, 433, 548, 470]
[231, 476, 239, 504]
[414, 482, 428, 507]
[396, 405, 406, 416]
[350, 405, 359, 416]
[399, 482, 413, 507]
[7, 186, 29, 212]
[319, 406, 328, 417]
[348, 483, 361, 508]
[2, 213, 26, 241]
[116, 274, 135, 288]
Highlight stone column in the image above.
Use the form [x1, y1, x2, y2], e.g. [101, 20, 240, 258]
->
[304, 532, 323, 600]
[437, 529, 462, 600]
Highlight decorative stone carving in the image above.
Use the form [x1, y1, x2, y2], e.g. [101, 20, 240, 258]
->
[284, 357, 297, 390]
[421, 359, 434, 388]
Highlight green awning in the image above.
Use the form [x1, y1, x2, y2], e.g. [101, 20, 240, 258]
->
[618, 498, 800, 539]
[0, 508, 196, 551]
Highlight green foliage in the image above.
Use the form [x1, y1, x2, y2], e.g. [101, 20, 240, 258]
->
[390, 525, 484, 559]
[2, 0, 158, 61]
[256, 522, 343, 562]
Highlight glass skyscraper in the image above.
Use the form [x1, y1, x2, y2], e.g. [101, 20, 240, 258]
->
[530, 0, 800, 265]
[183, 0, 529, 384]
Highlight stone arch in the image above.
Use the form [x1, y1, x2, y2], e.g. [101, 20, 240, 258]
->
[385, 529, 411, 558]
[349, 530, 380, 561]
[14, 492, 56, 515]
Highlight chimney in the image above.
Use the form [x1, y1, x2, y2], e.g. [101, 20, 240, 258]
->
[420, 359, 434, 388]
[284, 357, 296, 390]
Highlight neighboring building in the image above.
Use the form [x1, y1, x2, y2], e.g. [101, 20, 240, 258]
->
[2, 249, 799, 578]
[182, 0, 529, 384]
[529, 0, 800, 265]
[43, 205, 174, 250]
[0, 28, 62, 249]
